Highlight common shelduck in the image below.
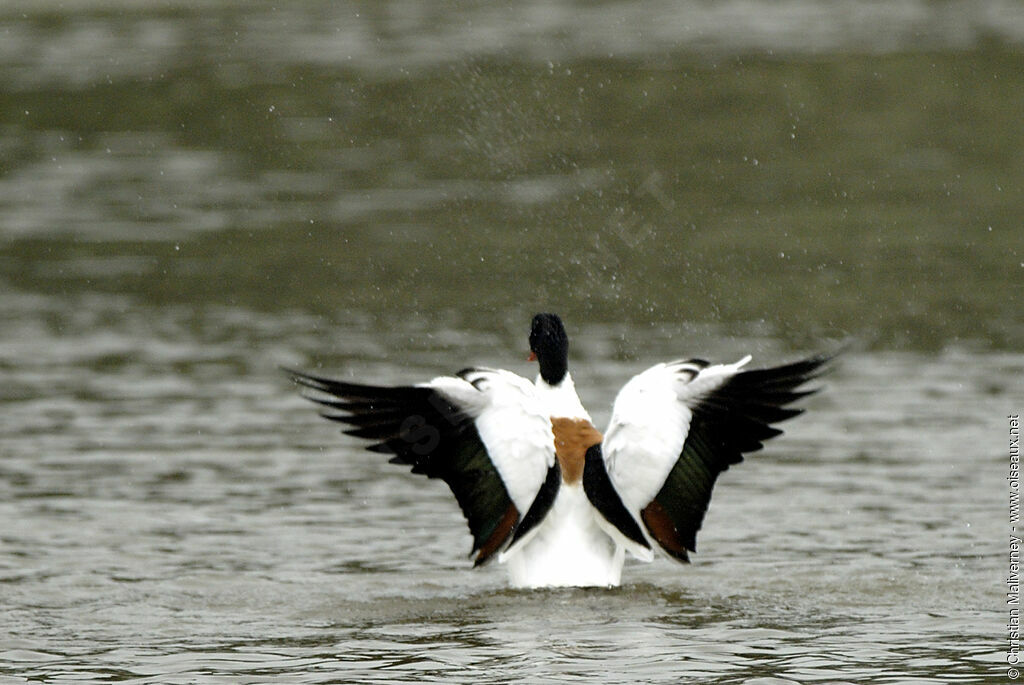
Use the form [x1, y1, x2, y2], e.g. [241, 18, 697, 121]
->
[288, 313, 831, 588]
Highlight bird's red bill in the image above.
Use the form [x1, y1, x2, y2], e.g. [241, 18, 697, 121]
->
[527, 351, 537, 361]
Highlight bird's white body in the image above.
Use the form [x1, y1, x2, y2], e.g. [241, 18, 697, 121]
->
[505, 482, 624, 588]
[499, 372, 626, 588]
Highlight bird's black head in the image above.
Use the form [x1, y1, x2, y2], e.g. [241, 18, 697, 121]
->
[529, 313, 569, 385]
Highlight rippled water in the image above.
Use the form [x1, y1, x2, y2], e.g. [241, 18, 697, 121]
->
[0, 292, 1009, 682]
[0, 1, 1017, 682]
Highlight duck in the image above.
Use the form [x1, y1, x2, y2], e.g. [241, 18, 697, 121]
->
[287, 313, 831, 588]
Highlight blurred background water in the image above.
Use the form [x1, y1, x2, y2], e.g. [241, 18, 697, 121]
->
[0, 1, 1019, 682]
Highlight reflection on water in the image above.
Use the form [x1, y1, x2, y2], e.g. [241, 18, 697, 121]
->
[0, 1, 1014, 682]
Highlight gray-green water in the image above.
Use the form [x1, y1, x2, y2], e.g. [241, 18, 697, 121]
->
[0, 2, 1018, 682]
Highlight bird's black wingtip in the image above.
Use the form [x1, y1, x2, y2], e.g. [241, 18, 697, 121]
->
[773, 338, 851, 383]
[797, 338, 853, 383]
[281, 365, 326, 390]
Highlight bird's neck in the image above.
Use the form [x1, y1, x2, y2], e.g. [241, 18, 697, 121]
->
[536, 372, 591, 421]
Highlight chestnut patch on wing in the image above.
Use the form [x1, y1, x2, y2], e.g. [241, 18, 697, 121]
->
[550, 417, 603, 484]
[641, 500, 690, 562]
[474, 503, 519, 566]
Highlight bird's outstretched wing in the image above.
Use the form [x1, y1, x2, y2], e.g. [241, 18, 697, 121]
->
[287, 367, 555, 565]
[599, 353, 831, 562]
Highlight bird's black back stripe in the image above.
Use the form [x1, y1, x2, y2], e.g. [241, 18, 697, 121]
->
[506, 462, 561, 549]
[582, 444, 651, 550]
